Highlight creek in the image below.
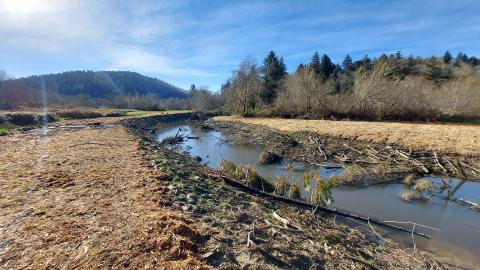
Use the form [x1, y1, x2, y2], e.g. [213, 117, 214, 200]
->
[157, 124, 480, 268]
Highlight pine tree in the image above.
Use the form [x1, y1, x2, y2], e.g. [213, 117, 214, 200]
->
[320, 54, 335, 79]
[342, 55, 353, 71]
[310, 52, 321, 74]
[260, 51, 287, 104]
[443, 50, 452, 64]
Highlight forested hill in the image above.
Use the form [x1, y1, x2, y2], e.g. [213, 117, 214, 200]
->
[6, 71, 187, 99]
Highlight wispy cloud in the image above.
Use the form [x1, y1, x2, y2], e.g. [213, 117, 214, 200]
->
[0, 0, 479, 89]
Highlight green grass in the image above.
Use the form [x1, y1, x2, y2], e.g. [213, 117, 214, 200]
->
[0, 127, 15, 136]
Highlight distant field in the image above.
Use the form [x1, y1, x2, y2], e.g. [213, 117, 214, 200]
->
[214, 116, 480, 156]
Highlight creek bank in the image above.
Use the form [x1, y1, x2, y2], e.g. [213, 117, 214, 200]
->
[125, 117, 454, 269]
[207, 119, 480, 183]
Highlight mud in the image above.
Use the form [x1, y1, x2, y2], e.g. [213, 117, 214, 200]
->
[207, 119, 480, 182]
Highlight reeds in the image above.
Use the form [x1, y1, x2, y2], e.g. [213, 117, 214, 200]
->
[274, 177, 288, 196]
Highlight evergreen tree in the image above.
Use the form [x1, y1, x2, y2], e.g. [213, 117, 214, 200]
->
[320, 54, 335, 79]
[443, 50, 452, 64]
[190, 84, 196, 92]
[423, 57, 444, 82]
[279, 57, 287, 76]
[395, 51, 402, 60]
[310, 52, 321, 74]
[469, 56, 479, 67]
[342, 55, 353, 71]
[260, 51, 287, 104]
[401, 56, 419, 76]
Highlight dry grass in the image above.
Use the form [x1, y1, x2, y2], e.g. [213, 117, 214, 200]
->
[414, 178, 434, 191]
[0, 121, 209, 269]
[400, 190, 425, 202]
[214, 115, 480, 156]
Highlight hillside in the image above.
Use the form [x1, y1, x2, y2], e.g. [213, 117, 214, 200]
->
[2, 71, 186, 99]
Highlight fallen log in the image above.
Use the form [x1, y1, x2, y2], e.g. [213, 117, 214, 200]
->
[206, 172, 433, 239]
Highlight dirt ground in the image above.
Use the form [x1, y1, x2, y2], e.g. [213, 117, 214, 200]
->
[0, 112, 458, 269]
[214, 116, 480, 156]
[0, 121, 209, 269]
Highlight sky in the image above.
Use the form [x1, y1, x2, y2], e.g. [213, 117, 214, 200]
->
[1, 0, 479, 91]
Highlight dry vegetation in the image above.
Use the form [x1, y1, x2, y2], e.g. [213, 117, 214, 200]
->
[0, 122, 209, 269]
[214, 115, 480, 156]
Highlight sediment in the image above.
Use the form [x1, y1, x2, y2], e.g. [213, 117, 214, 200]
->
[208, 118, 480, 182]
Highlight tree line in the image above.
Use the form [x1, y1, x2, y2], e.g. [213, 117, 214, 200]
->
[192, 50, 480, 121]
[0, 71, 188, 110]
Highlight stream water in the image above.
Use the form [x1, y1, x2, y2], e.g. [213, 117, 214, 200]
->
[156, 124, 480, 268]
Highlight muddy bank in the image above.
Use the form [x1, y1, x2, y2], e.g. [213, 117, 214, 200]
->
[208, 119, 480, 183]
[125, 118, 455, 269]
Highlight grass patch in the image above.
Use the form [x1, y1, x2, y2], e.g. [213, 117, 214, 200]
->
[0, 127, 14, 136]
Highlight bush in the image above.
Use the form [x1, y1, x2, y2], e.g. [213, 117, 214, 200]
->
[6, 113, 38, 126]
[414, 178, 434, 191]
[274, 177, 288, 196]
[104, 112, 127, 117]
[289, 183, 301, 199]
[402, 174, 417, 186]
[57, 110, 103, 119]
[400, 189, 426, 202]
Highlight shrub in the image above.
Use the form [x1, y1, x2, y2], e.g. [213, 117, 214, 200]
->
[402, 174, 417, 186]
[311, 175, 338, 205]
[400, 189, 425, 202]
[245, 165, 263, 188]
[220, 160, 237, 174]
[288, 183, 301, 199]
[6, 113, 38, 126]
[57, 110, 103, 119]
[414, 178, 434, 191]
[274, 177, 288, 196]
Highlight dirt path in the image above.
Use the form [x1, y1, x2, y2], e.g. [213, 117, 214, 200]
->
[214, 116, 480, 156]
[0, 122, 209, 269]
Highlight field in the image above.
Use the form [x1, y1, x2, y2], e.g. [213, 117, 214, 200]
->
[0, 115, 208, 269]
[214, 116, 480, 156]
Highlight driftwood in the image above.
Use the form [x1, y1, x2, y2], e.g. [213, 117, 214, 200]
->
[207, 173, 433, 239]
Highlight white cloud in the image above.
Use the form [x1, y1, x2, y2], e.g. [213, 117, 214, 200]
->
[0, 0, 110, 51]
[107, 46, 214, 77]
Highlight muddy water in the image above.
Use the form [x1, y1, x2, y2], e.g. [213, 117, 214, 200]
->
[157, 124, 480, 268]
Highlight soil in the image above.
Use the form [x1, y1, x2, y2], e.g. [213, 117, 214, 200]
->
[0, 111, 459, 269]
[0, 115, 209, 269]
[208, 117, 480, 182]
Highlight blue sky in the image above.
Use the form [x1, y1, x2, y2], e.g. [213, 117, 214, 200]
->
[1, 0, 479, 91]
